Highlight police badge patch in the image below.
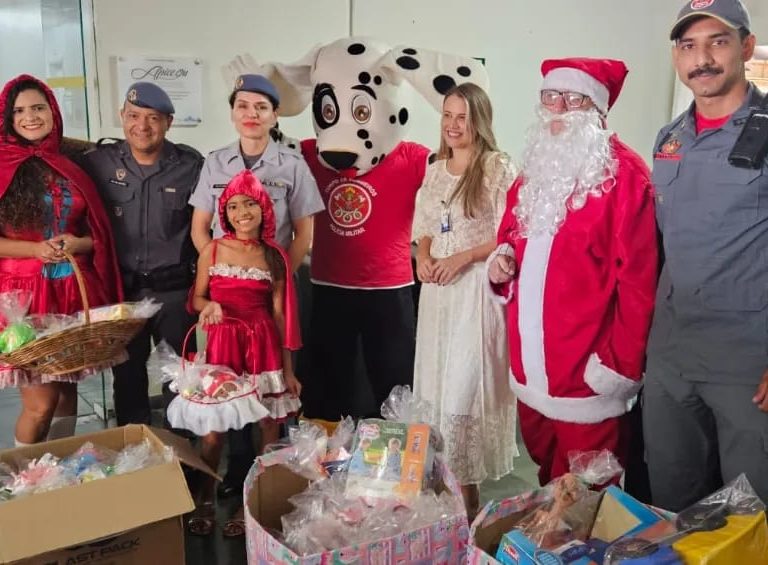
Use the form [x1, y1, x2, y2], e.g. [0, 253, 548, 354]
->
[127, 89, 137, 103]
[116, 168, 127, 181]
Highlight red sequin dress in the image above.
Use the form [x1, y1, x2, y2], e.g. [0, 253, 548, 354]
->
[0, 175, 109, 386]
[202, 241, 300, 420]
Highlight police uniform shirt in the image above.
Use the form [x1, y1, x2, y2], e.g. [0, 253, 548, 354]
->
[648, 84, 768, 384]
[78, 139, 203, 273]
[189, 137, 323, 249]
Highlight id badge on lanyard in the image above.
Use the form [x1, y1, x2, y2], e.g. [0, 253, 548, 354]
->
[440, 200, 451, 233]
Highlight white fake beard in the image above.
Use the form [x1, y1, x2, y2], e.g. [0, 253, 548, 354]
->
[514, 106, 617, 237]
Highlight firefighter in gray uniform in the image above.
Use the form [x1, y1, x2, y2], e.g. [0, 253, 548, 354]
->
[644, 0, 768, 511]
[78, 82, 203, 426]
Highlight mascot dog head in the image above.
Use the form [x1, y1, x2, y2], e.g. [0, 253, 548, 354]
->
[224, 38, 489, 175]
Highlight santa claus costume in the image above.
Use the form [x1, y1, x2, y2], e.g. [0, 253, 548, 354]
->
[488, 58, 657, 485]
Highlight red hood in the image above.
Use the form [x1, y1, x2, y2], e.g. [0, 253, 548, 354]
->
[0, 74, 123, 302]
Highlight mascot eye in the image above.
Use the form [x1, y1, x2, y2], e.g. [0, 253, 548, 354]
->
[321, 95, 337, 123]
[351, 95, 372, 124]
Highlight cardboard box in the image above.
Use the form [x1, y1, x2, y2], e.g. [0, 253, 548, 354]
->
[245, 448, 469, 564]
[467, 486, 673, 565]
[0, 425, 217, 564]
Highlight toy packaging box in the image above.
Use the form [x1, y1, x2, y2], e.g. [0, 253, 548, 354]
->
[345, 419, 438, 501]
[467, 486, 675, 565]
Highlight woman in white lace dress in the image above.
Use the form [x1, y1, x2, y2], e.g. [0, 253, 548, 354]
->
[412, 83, 518, 517]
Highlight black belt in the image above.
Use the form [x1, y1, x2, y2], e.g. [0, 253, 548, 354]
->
[124, 262, 194, 292]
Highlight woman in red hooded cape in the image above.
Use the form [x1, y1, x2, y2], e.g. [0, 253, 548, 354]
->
[183, 169, 301, 536]
[0, 75, 122, 444]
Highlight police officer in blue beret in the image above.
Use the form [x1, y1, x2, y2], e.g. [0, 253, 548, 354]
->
[78, 82, 202, 426]
[188, 74, 322, 516]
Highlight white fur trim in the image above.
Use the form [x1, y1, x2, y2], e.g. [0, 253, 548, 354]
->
[509, 370, 630, 424]
[542, 68, 609, 113]
[583, 353, 641, 400]
[167, 393, 270, 436]
[485, 243, 515, 304]
[517, 233, 554, 393]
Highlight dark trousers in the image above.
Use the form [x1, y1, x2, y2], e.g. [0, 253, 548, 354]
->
[643, 369, 768, 511]
[112, 288, 196, 426]
[301, 284, 416, 420]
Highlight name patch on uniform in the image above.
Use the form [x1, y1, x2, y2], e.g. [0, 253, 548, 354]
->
[654, 153, 681, 161]
[263, 179, 287, 189]
[164, 187, 177, 193]
[213, 184, 228, 189]
[109, 179, 128, 186]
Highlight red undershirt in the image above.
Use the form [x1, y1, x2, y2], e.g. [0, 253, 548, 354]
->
[696, 111, 731, 134]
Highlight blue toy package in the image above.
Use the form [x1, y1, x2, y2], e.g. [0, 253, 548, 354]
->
[494, 485, 684, 565]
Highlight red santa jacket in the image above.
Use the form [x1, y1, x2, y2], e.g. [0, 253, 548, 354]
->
[489, 135, 657, 423]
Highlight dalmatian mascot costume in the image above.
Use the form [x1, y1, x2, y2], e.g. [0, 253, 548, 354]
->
[225, 38, 488, 419]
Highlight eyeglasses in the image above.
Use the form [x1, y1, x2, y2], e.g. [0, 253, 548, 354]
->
[540, 90, 590, 109]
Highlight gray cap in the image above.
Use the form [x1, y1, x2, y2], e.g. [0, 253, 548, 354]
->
[670, 0, 750, 40]
[231, 74, 280, 107]
[124, 82, 175, 115]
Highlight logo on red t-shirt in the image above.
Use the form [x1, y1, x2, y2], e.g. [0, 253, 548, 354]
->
[326, 178, 377, 236]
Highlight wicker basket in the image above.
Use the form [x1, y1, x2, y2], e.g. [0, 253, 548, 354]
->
[0, 252, 147, 376]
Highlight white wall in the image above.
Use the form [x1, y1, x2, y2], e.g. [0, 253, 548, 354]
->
[90, 0, 732, 162]
[353, 0, 678, 161]
[91, 0, 348, 151]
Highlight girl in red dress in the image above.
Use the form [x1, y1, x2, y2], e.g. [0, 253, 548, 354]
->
[0, 75, 122, 444]
[187, 169, 301, 536]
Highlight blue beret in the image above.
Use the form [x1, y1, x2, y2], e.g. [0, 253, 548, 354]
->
[232, 74, 280, 107]
[125, 82, 175, 115]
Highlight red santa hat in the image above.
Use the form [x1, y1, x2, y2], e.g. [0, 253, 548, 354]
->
[540, 58, 628, 114]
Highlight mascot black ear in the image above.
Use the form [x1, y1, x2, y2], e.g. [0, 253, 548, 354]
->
[224, 42, 490, 116]
[380, 46, 489, 111]
[222, 48, 322, 117]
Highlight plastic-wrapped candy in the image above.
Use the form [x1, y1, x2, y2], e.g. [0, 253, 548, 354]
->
[380, 384, 433, 425]
[0, 462, 13, 502]
[131, 298, 163, 319]
[0, 439, 174, 502]
[0, 322, 36, 353]
[82, 297, 163, 323]
[24, 313, 81, 338]
[280, 470, 466, 555]
[6, 453, 71, 498]
[59, 442, 117, 483]
[0, 290, 35, 353]
[165, 360, 269, 436]
[146, 340, 181, 386]
[322, 416, 355, 474]
[113, 439, 173, 475]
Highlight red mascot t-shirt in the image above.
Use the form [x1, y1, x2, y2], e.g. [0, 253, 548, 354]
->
[302, 139, 430, 289]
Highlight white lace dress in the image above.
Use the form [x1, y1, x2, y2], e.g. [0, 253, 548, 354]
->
[412, 153, 519, 485]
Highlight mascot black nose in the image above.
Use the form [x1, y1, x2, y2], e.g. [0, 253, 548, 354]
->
[320, 151, 358, 170]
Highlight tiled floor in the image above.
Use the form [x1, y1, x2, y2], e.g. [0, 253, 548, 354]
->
[0, 382, 538, 564]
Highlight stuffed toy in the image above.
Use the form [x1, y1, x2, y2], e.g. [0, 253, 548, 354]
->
[224, 38, 489, 419]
